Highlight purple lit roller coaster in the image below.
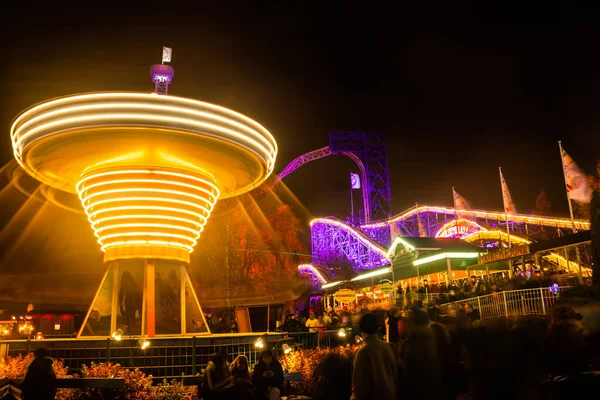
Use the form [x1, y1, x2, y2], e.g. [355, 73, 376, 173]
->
[276, 132, 591, 283]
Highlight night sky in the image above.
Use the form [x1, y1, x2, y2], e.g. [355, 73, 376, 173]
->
[3, 1, 600, 220]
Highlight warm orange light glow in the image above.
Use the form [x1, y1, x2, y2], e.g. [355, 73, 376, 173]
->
[77, 168, 219, 262]
[11, 92, 277, 198]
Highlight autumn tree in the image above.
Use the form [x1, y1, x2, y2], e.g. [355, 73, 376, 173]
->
[193, 196, 308, 306]
[591, 188, 600, 286]
[534, 189, 552, 216]
[590, 163, 600, 287]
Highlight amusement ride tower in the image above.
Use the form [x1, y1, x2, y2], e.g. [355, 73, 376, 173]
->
[10, 57, 277, 338]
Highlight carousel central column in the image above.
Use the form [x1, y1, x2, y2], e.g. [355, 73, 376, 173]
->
[146, 260, 156, 337]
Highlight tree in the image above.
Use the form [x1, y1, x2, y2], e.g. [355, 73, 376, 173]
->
[534, 189, 552, 216]
[193, 194, 308, 307]
[591, 168, 600, 286]
[590, 189, 600, 286]
[573, 200, 590, 220]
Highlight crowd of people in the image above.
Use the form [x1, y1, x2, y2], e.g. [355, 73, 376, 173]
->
[344, 301, 597, 400]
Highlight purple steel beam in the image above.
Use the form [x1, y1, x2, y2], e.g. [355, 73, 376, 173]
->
[329, 132, 392, 223]
[310, 218, 390, 273]
[275, 146, 332, 183]
[274, 132, 392, 224]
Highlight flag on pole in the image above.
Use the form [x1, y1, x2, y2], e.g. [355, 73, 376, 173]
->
[162, 47, 172, 63]
[350, 172, 361, 189]
[560, 143, 591, 203]
[452, 188, 471, 210]
[499, 167, 517, 214]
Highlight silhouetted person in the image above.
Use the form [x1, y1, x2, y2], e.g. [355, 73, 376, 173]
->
[430, 322, 466, 400]
[22, 347, 57, 400]
[214, 316, 229, 333]
[351, 313, 397, 400]
[386, 308, 400, 343]
[399, 310, 442, 400]
[230, 355, 255, 399]
[252, 349, 284, 400]
[314, 353, 353, 400]
[119, 271, 142, 334]
[543, 305, 588, 376]
[204, 351, 233, 399]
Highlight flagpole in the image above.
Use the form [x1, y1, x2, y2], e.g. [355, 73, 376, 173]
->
[558, 141, 584, 282]
[350, 174, 355, 223]
[558, 141, 578, 234]
[452, 187, 458, 224]
[499, 167, 512, 248]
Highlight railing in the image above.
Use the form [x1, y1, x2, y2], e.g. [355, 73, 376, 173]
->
[0, 329, 359, 380]
[1, 334, 289, 379]
[443, 286, 571, 320]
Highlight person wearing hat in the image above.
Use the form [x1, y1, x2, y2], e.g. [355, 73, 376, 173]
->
[350, 313, 396, 400]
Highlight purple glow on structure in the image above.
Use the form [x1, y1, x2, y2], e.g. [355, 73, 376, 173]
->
[297, 264, 327, 289]
[150, 64, 175, 95]
[311, 218, 390, 272]
[275, 132, 392, 224]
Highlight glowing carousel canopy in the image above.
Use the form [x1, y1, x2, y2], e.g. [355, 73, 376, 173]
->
[11, 92, 277, 262]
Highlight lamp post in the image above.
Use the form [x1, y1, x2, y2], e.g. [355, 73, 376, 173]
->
[111, 329, 150, 367]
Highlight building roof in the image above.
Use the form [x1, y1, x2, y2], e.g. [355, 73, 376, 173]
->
[529, 230, 591, 253]
[398, 237, 481, 252]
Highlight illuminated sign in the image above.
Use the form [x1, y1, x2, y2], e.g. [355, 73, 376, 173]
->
[380, 282, 395, 294]
[334, 289, 357, 304]
[479, 245, 530, 264]
[153, 74, 170, 83]
[436, 219, 485, 239]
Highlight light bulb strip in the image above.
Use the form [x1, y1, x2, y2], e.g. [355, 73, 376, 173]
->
[14, 113, 275, 168]
[82, 196, 213, 214]
[12, 102, 275, 153]
[94, 223, 201, 236]
[77, 178, 219, 199]
[101, 240, 193, 252]
[87, 205, 209, 221]
[97, 231, 198, 246]
[81, 187, 217, 207]
[91, 214, 202, 228]
[78, 168, 219, 257]
[76, 169, 221, 196]
[10, 92, 277, 154]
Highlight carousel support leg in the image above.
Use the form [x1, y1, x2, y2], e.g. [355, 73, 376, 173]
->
[146, 259, 156, 338]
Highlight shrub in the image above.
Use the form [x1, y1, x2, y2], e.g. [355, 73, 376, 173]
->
[0, 353, 68, 380]
[73, 362, 153, 400]
[153, 378, 197, 400]
[279, 345, 357, 396]
[0, 352, 73, 399]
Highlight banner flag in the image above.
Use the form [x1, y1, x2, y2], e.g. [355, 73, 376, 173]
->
[499, 168, 517, 214]
[452, 187, 471, 210]
[560, 144, 591, 203]
[350, 172, 361, 189]
[162, 47, 172, 63]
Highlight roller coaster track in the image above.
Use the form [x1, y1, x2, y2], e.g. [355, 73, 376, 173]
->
[310, 217, 391, 272]
[360, 205, 590, 231]
[311, 216, 590, 276]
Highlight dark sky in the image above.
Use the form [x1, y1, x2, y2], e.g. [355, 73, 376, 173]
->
[3, 1, 600, 219]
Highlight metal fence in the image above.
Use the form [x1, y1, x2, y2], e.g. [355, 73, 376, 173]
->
[0, 329, 355, 379]
[1, 334, 290, 379]
[443, 286, 570, 320]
